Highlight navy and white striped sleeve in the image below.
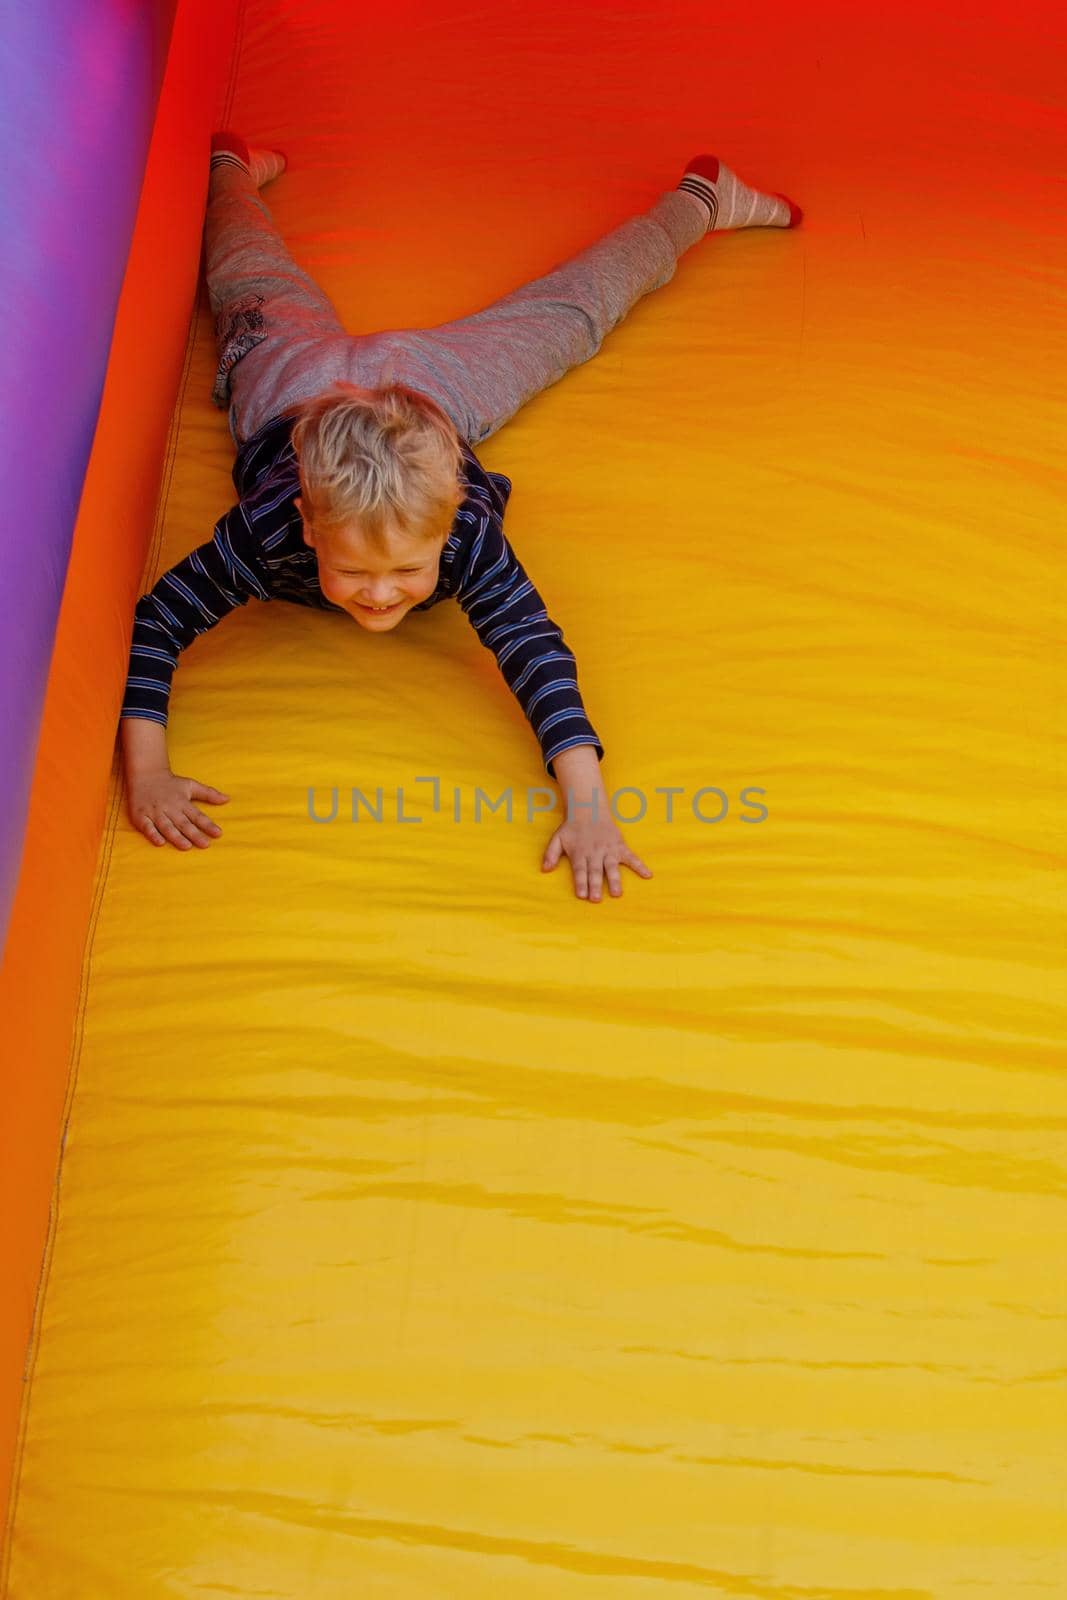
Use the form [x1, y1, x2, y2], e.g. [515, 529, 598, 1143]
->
[120, 504, 270, 726]
[453, 516, 604, 780]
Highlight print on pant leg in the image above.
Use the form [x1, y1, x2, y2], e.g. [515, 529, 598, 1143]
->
[211, 292, 270, 409]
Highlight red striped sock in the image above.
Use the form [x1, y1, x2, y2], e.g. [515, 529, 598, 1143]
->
[210, 131, 287, 189]
[678, 154, 803, 233]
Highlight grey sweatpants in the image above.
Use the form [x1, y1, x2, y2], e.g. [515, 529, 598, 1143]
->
[203, 167, 707, 449]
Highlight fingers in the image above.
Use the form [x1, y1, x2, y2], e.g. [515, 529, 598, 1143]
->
[542, 833, 563, 871]
[621, 848, 653, 880]
[140, 814, 192, 850]
[186, 804, 223, 840]
[191, 783, 230, 804]
[572, 855, 605, 902]
[572, 849, 654, 902]
[132, 776, 230, 850]
[137, 809, 219, 850]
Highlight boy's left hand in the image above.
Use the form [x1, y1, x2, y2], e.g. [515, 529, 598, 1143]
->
[541, 808, 653, 902]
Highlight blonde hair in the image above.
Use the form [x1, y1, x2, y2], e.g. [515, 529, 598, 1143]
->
[285, 381, 465, 549]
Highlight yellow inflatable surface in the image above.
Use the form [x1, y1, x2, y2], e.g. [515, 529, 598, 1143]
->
[5, 2, 1065, 1595]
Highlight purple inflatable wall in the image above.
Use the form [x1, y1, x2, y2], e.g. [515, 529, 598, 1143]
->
[0, 0, 178, 949]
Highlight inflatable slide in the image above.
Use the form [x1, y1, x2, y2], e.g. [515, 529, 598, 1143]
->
[2, 1, 1064, 1593]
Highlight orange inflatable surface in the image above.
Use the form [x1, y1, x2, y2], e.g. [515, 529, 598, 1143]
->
[3, 2, 1065, 1595]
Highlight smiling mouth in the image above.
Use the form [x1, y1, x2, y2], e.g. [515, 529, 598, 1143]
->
[357, 602, 401, 614]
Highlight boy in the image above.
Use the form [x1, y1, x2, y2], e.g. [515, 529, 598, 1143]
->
[120, 133, 802, 902]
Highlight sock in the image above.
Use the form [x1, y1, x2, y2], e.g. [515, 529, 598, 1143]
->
[210, 131, 287, 189]
[678, 154, 803, 233]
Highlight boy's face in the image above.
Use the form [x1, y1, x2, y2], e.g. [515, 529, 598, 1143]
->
[296, 498, 445, 630]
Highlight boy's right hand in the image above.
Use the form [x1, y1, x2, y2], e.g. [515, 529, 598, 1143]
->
[126, 770, 230, 850]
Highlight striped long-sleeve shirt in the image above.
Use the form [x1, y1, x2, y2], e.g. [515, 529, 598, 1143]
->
[121, 412, 603, 779]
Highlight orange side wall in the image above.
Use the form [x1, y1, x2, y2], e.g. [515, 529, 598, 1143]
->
[0, 0, 241, 1529]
